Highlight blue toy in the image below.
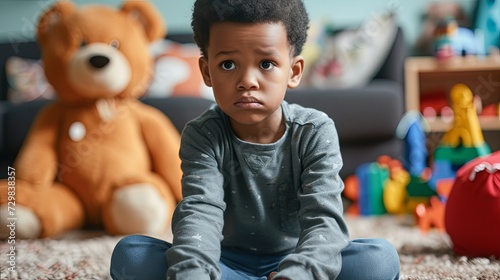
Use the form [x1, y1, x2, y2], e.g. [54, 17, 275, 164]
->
[396, 111, 429, 177]
[427, 160, 456, 191]
[356, 163, 388, 216]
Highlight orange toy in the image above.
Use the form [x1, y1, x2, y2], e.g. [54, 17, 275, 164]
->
[415, 182, 453, 233]
[0, 1, 182, 238]
[343, 175, 360, 215]
[415, 196, 446, 233]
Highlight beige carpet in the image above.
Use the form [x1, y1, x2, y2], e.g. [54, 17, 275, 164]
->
[1, 215, 499, 280]
[346, 216, 500, 280]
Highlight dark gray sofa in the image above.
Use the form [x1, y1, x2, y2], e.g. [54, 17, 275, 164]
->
[0, 28, 406, 179]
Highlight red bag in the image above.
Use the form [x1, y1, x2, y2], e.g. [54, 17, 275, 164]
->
[445, 150, 500, 258]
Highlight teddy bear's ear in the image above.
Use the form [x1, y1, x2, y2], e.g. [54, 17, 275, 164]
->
[37, 0, 75, 43]
[121, 1, 166, 42]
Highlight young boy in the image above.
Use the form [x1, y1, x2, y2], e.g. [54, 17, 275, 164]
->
[110, 0, 400, 279]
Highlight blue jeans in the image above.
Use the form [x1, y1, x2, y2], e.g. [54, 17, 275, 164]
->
[110, 235, 400, 280]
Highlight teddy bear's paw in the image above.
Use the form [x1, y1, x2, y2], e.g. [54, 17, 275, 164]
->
[0, 205, 42, 239]
[110, 184, 169, 235]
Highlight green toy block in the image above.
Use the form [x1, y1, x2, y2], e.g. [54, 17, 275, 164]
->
[367, 163, 389, 215]
[434, 143, 491, 166]
[407, 175, 437, 198]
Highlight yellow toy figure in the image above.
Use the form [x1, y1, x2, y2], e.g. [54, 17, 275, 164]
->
[441, 83, 485, 147]
[433, 84, 490, 170]
[0, 1, 182, 239]
[382, 158, 410, 215]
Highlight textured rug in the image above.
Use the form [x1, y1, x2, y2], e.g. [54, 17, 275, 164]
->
[1, 215, 499, 280]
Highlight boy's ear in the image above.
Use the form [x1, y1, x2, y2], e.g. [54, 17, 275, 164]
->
[288, 56, 304, 89]
[199, 57, 213, 87]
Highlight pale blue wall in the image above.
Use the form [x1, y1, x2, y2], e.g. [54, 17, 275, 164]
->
[0, 0, 478, 47]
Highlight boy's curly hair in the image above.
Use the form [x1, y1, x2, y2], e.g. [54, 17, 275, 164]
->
[191, 0, 309, 57]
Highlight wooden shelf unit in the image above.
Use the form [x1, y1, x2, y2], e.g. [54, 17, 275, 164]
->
[405, 55, 500, 132]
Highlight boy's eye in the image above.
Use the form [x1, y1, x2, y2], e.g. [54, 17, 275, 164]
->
[260, 61, 275, 70]
[221, 61, 235, 70]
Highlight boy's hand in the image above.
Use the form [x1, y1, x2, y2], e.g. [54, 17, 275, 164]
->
[268, 271, 289, 280]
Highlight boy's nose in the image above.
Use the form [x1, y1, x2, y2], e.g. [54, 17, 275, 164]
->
[236, 68, 259, 91]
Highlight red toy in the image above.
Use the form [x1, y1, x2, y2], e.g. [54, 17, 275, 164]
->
[444, 150, 500, 258]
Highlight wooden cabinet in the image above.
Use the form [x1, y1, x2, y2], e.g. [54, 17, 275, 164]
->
[405, 55, 500, 132]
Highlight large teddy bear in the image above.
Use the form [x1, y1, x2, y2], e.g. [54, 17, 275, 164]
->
[0, 0, 182, 238]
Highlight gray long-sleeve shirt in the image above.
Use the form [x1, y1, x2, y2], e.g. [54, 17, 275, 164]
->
[166, 101, 349, 280]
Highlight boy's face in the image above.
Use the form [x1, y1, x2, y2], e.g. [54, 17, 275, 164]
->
[199, 22, 304, 130]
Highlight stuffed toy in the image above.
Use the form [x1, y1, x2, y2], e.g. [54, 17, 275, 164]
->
[445, 151, 500, 258]
[0, 0, 182, 238]
[414, 2, 470, 56]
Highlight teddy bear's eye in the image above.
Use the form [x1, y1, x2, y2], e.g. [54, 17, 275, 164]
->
[80, 40, 87, 48]
[110, 40, 120, 49]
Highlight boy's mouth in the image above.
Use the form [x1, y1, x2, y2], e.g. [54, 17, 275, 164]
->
[234, 97, 262, 108]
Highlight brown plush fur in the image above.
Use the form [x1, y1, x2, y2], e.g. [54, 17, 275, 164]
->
[0, 1, 182, 238]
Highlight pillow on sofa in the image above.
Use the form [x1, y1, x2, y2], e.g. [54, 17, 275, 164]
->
[306, 12, 398, 89]
[147, 40, 213, 99]
[6, 56, 56, 103]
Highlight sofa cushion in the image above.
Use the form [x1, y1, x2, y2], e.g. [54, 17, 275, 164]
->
[0, 41, 41, 101]
[302, 13, 398, 90]
[5, 56, 56, 103]
[147, 40, 213, 99]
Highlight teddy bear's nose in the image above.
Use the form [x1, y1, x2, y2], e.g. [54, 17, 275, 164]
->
[89, 55, 110, 69]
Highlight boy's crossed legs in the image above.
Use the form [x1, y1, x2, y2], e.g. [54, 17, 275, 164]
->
[110, 235, 400, 280]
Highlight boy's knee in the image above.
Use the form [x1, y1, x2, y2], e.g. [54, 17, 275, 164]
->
[110, 235, 170, 280]
[369, 238, 398, 256]
[111, 235, 144, 279]
[360, 238, 400, 280]
[340, 238, 400, 280]
[111, 235, 151, 263]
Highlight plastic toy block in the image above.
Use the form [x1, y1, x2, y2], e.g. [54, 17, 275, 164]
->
[383, 167, 410, 214]
[435, 178, 454, 202]
[357, 163, 388, 215]
[367, 163, 389, 215]
[356, 163, 371, 216]
[434, 143, 491, 166]
[427, 160, 457, 190]
[406, 175, 437, 197]
[440, 84, 486, 148]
